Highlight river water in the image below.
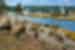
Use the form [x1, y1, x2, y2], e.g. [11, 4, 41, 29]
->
[8, 12, 75, 32]
[32, 18, 75, 32]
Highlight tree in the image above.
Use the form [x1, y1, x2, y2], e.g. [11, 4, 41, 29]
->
[51, 6, 61, 18]
[16, 4, 23, 15]
[65, 9, 69, 16]
[0, 0, 6, 15]
[41, 6, 49, 13]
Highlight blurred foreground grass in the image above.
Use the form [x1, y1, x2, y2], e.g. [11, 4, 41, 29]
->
[0, 32, 16, 50]
[0, 32, 41, 50]
[0, 31, 66, 50]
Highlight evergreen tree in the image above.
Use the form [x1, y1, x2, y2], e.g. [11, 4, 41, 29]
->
[16, 4, 23, 15]
[0, 0, 6, 15]
[51, 6, 61, 18]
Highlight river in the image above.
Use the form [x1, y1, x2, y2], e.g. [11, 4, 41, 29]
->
[8, 12, 75, 32]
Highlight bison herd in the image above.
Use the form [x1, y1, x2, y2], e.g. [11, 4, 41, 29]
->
[0, 15, 71, 49]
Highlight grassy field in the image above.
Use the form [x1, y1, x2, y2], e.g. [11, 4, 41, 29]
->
[64, 30, 75, 41]
[61, 16, 75, 21]
[0, 32, 46, 50]
[0, 31, 65, 50]
[0, 32, 16, 50]
[31, 14, 75, 21]
[0, 28, 75, 50]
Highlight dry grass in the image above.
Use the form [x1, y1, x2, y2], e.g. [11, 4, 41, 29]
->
[64, 17, 75, 21]
[0, 32, 41, 50]
[0, 31, 65, 50]
[64, 30, 75, 40]
[0, 32, 16, 50]
[0, 27, 73, 50]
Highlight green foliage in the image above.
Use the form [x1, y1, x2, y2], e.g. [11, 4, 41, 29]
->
[0, 0, 6, 14]
[16, 4, 23, 14]
[32, 28, 37, 31]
